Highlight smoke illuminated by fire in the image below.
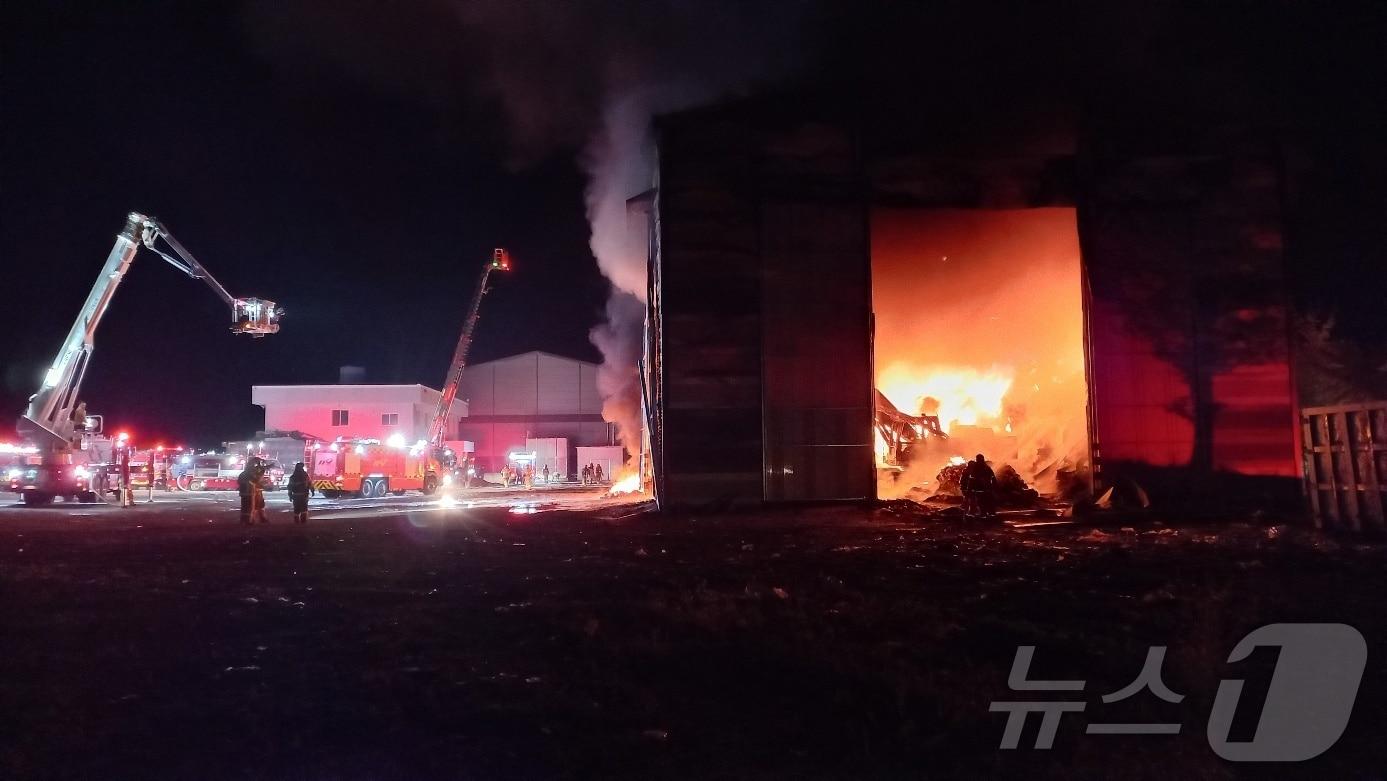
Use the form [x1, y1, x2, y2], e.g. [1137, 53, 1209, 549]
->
[872, 208, 1089, 498]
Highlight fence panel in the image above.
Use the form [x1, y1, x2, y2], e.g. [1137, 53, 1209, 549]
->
[1301, 402, 1387, 531]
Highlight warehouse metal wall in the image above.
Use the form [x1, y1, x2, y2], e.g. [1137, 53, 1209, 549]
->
[653, 106, 875, 509]
[1078, 139, 1301, 503]
[456, 351, 609, 471]
[459, 352, 601, 417]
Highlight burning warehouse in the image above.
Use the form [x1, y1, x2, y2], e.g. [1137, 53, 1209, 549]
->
[642, 95, 1302, 511]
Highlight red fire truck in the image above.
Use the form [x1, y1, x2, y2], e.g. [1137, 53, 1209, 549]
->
[309, 439, 437, 498]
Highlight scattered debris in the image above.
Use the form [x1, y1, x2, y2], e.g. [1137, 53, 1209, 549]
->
[994, 465, 1040, 507]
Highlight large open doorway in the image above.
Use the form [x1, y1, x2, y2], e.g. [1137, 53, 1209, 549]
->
[871, 208, 1090, 501]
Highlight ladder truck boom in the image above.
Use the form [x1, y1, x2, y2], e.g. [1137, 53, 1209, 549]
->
[14, 212, 280, 506]
[427, 248, 510, 446]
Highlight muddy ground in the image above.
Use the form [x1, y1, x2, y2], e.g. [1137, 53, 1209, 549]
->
[2, 496, 1383, 779]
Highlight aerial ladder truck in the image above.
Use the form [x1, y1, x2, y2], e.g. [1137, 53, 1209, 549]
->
[309, 249, 509, 498]
[13, 212, 280, 506]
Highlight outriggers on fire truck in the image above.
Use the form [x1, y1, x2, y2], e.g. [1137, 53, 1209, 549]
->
[308, 249, 510, 499]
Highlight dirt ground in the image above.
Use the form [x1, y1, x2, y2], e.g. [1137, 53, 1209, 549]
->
[2, 493, 1383, 780]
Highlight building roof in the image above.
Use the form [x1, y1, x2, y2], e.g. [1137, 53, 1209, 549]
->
[466, 351, 599, 370]
[254, 384, 440, 392]
[250, 384, 466, 410]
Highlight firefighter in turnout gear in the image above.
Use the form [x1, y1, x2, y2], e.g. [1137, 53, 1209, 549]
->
[961, 453, 997, 519]
[237, 458, 259, 525]
[287, 462, 312, 524]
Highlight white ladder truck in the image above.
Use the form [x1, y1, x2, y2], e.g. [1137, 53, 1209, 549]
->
[427, 248, 511, 480]
[14, 212, 281, 506]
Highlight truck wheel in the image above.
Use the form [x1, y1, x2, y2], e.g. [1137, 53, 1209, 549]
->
[422, 475, 438, 495]
[22, 491, 54, 507]
[359, 479, 376, 499]
[78, 491, 98, 503]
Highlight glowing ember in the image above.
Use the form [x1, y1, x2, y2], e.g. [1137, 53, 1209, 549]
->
[608, 473, 641, 495]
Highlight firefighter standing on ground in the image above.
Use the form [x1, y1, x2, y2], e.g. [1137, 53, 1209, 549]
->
[250, 459, 269, 524]
[961, 453, 997, 519]
[288, 462, 313, 524]
[237, 458, 259, 525]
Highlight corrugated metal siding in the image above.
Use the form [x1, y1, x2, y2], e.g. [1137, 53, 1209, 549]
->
[654, 110, 874, 508]
[761, 200, 874, 501]
[492, 354, 539, 415]
[537, 354, 582, 414]
[1079, 148, 1299, 493]
[459, 363, 496, 416]
[656, 115, 765, 507]
[579, 363, 601, 414]
[460, 353, 600, 417]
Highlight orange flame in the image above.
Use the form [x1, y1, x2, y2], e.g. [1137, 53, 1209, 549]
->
[876, 363, 1013, 432]
[608, 473, 642, 495]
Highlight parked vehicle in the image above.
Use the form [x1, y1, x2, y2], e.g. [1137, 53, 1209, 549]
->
[310, 439, 437, 498]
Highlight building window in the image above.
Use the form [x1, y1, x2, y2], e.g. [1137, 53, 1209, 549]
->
[332, 409, 349, 427]
[381, 413, 399, 426]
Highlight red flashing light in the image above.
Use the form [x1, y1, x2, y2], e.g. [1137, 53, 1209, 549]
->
[117, 431, 130, 441]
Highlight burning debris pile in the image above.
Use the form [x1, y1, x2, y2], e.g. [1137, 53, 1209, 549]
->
[872, 208, 1091, 502]
[930, 461, 1040, 507]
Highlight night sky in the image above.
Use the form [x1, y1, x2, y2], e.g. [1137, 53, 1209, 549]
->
[3, 1, 1384, 448]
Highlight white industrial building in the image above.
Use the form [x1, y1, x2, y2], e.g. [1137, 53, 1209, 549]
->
[456, 351, 616, 474]
[250, 384, 468, 444]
